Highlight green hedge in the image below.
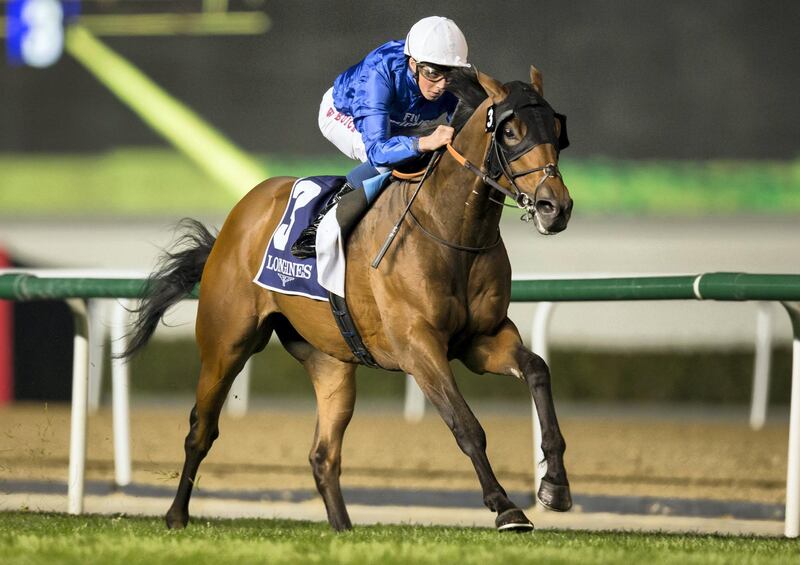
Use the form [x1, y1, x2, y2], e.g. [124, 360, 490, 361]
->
[2, 150, 799, 216]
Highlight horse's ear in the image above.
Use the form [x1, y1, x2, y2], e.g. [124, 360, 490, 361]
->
[476, 71, 508, 101]
[530, 65, 544, 95]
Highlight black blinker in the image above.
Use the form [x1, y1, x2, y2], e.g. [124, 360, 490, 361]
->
[482, 81, 570, 181]
[555, 112, 570, 151]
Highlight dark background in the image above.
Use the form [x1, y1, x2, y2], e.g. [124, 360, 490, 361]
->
[1, 0, 798, 159]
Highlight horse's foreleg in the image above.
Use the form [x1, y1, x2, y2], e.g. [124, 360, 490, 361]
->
[404, 329, 533, 531]
[462, 319, 572, 511]
[304, 352, 356, 531]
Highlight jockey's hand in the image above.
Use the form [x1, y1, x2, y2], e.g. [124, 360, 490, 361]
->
[418, 125, 455, 152]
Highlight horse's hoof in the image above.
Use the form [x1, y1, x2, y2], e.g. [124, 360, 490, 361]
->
[165, 510, 188, 530]
[495, 508, 534, 532]
[537, 479, 572, 512]
[330, 518, 353, 532]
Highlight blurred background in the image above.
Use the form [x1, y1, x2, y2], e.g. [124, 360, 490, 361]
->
[1, 0, 799, 409]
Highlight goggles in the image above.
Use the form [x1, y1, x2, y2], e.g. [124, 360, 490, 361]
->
[417, 63, 451, 83]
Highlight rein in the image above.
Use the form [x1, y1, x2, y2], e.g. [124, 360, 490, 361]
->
[372, 150, 443, 268]
[372, 86, 566, 267]
[445, 143, 561, 222]
[404, 185, 502, 253]
[373, 144, 560, 268]
[372, 148, 502, 269]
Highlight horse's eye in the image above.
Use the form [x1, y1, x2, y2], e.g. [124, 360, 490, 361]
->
[503, 126, 517, 140]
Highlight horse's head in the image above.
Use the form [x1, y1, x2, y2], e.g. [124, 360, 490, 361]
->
[449, 66, 573, 235]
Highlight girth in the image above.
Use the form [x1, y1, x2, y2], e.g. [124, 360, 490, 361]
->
[328, 292, 381, 368]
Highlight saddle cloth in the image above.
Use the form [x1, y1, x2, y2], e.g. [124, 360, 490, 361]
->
[253, 176, 346, 301]
[316, 170, 392, 297]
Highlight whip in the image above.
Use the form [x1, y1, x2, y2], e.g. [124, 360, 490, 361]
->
[371, 149, 444, 269]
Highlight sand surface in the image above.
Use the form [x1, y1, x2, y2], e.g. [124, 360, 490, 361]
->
[0, 402, 788, 506]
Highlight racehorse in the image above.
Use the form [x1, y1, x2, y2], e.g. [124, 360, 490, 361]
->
[122, 66, 573, 532]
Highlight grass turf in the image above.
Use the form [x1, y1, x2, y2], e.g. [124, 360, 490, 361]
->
[0, 512, 797, 565]
[1, 149, 799, 217]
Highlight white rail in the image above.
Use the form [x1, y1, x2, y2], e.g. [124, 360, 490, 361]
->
[65, 298, 88, 515]
[110, 299, 132, 487]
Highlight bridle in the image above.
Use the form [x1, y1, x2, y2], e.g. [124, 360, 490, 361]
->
[446, 81, 570, 221]
[445, 143, 560, 223]
[372, 82, 570, 268]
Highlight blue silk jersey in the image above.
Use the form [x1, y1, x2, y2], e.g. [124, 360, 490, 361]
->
[332, 40, 458, 167]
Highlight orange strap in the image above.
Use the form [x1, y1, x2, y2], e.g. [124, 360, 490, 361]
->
[392, 144, 466, 180]
[445, 143, 467, 166]
[391, 168, 426, 180]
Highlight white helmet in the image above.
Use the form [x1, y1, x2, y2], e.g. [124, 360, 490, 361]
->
[404, 16, 470, 68]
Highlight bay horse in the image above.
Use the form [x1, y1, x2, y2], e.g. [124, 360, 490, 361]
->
[123, 66, 573, 532]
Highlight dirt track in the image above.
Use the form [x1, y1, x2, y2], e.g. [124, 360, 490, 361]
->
[0, 402, 789, 506]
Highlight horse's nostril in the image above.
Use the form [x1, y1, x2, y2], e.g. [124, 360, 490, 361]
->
[535, 199, 557, 217]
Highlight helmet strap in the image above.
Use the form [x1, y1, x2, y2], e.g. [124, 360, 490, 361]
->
[410, 58, 423, 89]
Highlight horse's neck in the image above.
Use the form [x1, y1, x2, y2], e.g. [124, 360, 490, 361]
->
[415, 134, 502, 250]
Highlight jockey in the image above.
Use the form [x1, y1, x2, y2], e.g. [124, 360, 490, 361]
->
[291, 16, 471, 259]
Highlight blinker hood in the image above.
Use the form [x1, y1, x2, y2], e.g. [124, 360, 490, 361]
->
[484, 81, 570, 167]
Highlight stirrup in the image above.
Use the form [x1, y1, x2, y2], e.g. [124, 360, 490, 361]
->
[290, 181, 354, 259]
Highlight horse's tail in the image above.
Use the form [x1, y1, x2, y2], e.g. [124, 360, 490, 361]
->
[120, 218, 217, 359]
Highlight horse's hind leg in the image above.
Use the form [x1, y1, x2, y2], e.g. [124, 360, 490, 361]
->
[165, 313, 268, 529]
[462, 318, 571, 512]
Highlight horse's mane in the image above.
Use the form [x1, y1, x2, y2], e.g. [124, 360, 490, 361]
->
[395, 66, 489, 138]
[446, 67, 490, 132]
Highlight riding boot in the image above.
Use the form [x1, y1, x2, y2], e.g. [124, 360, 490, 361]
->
[335, 186, 370, 242]
[291, 182, 355, 259]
